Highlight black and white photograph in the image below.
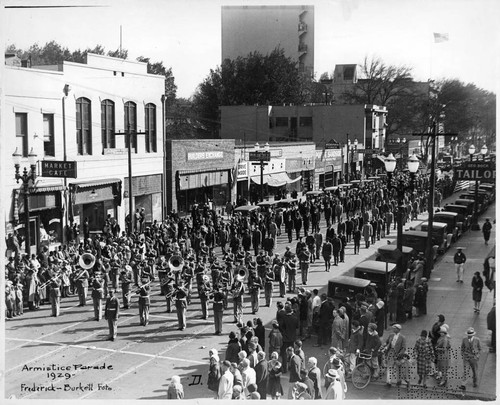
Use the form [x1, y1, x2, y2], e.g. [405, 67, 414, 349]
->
[1, 0, 497, 401]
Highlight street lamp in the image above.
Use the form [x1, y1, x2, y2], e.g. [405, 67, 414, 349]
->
[346, 137, 358, 182]
[384, 152, 419, 273]
[469, 144, 488, 230]
[13, 147, 38, 256]
[253, 142, 270, 202]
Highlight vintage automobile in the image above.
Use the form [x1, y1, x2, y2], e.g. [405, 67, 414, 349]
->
[375, 244, 417, 278]
[417, 222, 452, 253]
[276, 197, 299, 209]
[454, 199, 475, 216]
[433, 211, 462, 240]
[459, 191, 490, 212]
[400, 230, 439, 261]
[353, 260, 397, 299]
[441, 204, 472, 231]
[327, 275, 371, 306]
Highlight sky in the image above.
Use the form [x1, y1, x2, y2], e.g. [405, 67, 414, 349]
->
[2, 0, 499, 99]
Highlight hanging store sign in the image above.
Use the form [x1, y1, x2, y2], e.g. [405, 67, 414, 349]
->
[249, 151, 271, 161]
[455, 161, 495, 181]
[41, 160, 77, 178]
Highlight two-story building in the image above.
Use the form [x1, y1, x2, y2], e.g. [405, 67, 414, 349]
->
[3, 53, 165, 253]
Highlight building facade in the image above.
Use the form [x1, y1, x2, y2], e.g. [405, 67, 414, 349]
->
[165, 139, 236, 216]
[221, 5, 314, 76]
[3, 53, 165, 253]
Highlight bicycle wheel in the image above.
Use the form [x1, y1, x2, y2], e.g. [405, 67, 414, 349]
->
[352, 362, 371, 389]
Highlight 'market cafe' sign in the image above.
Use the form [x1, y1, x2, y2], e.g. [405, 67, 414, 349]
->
[455, 161, 495, 181]
[41, 160, 78, 178]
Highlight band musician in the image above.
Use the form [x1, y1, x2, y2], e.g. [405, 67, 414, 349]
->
[120, 265, 133, 309]
[231, 273, 245, 324]
[137, 277, 151, 326]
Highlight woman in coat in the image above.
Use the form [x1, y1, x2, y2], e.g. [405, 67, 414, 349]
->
[167, 375, 184, 399]
[207, 348, 221, 397]
[434, 326, 451, 386]
[267, 353, 283, 399]
[413, 330, 434, 387]
[471, 271, 484, 313]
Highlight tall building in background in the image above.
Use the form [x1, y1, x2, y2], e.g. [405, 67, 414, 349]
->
[221, 5, 314, 76]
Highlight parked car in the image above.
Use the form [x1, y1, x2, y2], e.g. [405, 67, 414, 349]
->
[375, 245, 417, 278]
[417, 222, 451, 253]
[442, 204, 472, 231]
[353, 260, 397, 299]
[400, 230, 439, 261]
[454, 199, 475, 216]
[433, 211, 462, 240]
[327, 276, 371, 306]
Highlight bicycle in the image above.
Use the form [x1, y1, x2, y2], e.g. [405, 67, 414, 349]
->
[351, 351, 377, 389]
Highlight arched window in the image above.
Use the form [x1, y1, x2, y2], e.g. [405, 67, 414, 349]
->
[145, 103, 157, 153]
[124, 101, 137, 152]
[76, 97, 92, 155]
[101, 99, 115, 152]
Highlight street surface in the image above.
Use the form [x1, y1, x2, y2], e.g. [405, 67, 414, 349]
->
[4, 188, 496, 401]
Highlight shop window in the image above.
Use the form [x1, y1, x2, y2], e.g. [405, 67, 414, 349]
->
[76, 97, 92, 155]
[124, 101, 137, 153]
[15, 112, 28, 157]
[43, 114, 55, 157]
[275, 117, 288, 127]
[101, 99, 115, 151]
[145, 103, 157, 153]
[299, 116, 312, 127]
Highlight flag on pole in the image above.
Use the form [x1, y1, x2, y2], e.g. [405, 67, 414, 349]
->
[433, 33, 449, 43]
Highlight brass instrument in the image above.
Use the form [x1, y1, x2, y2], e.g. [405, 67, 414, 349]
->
[169, 255, 184, 272]
[135, 279, 153, 294]
[39, 271, 62, 290]
[78, 253, 96, 270]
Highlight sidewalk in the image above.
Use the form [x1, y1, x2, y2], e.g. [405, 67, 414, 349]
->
[363, 194, 497, 400]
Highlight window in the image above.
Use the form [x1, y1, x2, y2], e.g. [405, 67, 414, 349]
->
[101, 100, 115, 152]
[145, 103, 157, 153]
[43, 114, 55, 157]
[275, 117, 288, 127]
[124, 101, 137, 153]
[15, 113, 28, 157]
[343, 66, 354, 81]
[299, 116, 313, 127]
[76, 97, 92, 155]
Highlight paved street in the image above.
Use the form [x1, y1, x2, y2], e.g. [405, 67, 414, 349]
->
[5, 188, 496, 400]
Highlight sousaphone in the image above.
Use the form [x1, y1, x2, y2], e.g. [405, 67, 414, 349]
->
[79, 252, 96, 269]
[169, 255, 184, 272]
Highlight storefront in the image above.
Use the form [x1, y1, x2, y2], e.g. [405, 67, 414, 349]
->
[166, 139, 236, 216]
[124, 174, 163, 227]
[11, 184, 64, 253]
[69, 179, 122, 234]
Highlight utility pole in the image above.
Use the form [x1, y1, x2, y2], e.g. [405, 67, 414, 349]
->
[114, 123, 146, 235]
[413, 121, 456, 278]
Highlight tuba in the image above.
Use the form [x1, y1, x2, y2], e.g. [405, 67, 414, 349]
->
[79, 253, 96, 270]
[235, 266, 247, 282]
[169, 255, 184, 272]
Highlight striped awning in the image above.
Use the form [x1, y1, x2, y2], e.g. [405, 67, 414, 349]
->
[71, 178, 121, 189]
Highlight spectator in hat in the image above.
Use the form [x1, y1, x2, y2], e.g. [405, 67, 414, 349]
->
[435, 325, 451, 386]
[460, 327, 481, 389]
[364, 323, 382, 379]
[482, 218, 492, 245]
[346, 320, 364, 376]
[306, 357, 322, 399]
[268, 321, 283, 360]
[324, 369, 345, 399]
[382, 323, 408, 388]
[413, 330, 434, 387]
[471, 272, 484, 314]
[267, 354, 283, 399]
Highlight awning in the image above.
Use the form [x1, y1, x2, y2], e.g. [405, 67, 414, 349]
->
[28, 184, 65, 193]
[71, 178, 122, 189]
[250, 172, 301, 187]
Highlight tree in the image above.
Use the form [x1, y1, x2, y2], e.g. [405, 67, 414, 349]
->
[193, 48, 310, 135]
[341, 56, 422, 138]
[136, 56, 177, 104]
